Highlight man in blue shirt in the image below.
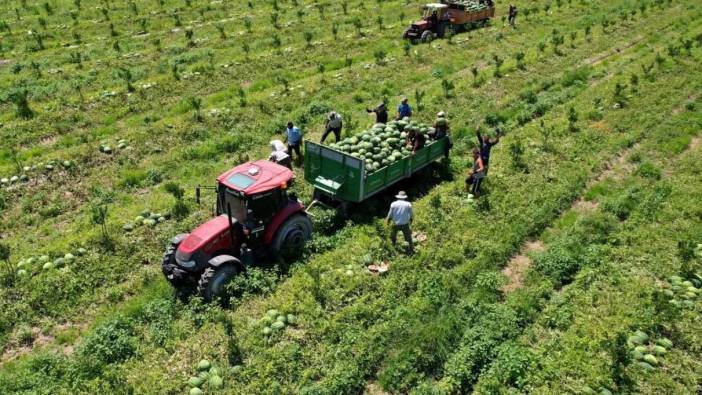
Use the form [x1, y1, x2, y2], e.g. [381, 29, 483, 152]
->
[396, 97, 413, 120]
[285, 122, 303, 164]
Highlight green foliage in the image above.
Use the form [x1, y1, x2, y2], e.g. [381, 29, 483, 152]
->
[77, 315, 136, 373]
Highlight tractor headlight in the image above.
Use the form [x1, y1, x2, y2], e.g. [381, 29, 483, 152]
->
[175, 250, 196, 269]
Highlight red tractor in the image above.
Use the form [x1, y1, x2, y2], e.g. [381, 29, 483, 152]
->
[162, 160, 312, 301]
[403, 2, 495, 43]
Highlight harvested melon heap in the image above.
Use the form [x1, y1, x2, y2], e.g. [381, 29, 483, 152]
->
[327, 117, 435, 173]
[447, 0, 489, 12]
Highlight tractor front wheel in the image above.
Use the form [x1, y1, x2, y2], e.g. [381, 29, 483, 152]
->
[421, 30, 434, 43]
[272, 214, 313, 261]
[198, 265, 239, 302]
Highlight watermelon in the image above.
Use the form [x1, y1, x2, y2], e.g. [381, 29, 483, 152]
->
[197, 360, 211, 371]
[276, 315, 287, 323]
[266, 309, 280, 318]
[64, 253, 75, 263]
[643, 354, 658, 366]
[189, 388, 204, 395]
[208, 374, 223, 388]
[652, 345, 667, 355]
[286, 314, 297, 325]
[135, 215, 145, 223]
[123, 223, 134, 232]
[631, 349, 644, 360]
[43, 262, 54, 270]
[0, 178, 8, 185]
[656, 337, 673, 348]
[10, 176, 19, 183]
[75, 248, 87, 256]
[636, 361, 656, 371]
[188, 376, 205, 387]
[262, 327, 272, 336]
[271, 320, 285, 330]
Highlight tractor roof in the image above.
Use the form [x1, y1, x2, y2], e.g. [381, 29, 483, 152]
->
[218, 160, 294, 196]
[425, 3, 448, 10]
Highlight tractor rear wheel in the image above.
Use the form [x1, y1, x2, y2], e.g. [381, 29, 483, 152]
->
[198, 265, 239, 302]
[272, 214, 313, 261]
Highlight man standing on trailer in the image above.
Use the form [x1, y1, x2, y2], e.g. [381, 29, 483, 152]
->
[397, 97, 413, 120]
[386, 191, 415, 254]
[321, 111, 343, 143]
[367, 102, 389, 124]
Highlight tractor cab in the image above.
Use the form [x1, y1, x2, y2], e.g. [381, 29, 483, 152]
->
[216, 160, 295, 235]
[422, 3, 450, 21]
[403, 3, 450, 42]
[162, 160, 312, 301]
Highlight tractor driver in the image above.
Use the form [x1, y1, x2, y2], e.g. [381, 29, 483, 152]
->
[430, 10, 439, 24]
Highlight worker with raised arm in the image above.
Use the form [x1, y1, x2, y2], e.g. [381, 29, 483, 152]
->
[284, 121, 303, 165]
[476, 125, 501, 173]
[386, 191, 414, 254]
[321, 111, 343, 143]
[396, 97, 413, 120]
[367, 102, 389, 124]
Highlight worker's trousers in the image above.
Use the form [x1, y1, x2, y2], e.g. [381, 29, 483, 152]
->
[391, 224, 414, 253]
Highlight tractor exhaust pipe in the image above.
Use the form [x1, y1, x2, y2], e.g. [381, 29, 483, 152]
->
[226, 203, 236, 254]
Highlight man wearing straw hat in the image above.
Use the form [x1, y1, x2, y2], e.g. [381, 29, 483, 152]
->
[386, 191, 415, 254]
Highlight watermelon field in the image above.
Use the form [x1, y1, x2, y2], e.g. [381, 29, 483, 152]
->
[1, 0, 701, 393]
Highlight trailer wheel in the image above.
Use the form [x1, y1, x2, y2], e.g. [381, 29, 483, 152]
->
[198, 265, 239, 302]
[272, 214, 313, 261]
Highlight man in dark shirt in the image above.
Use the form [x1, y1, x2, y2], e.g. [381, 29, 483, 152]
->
[407, 129, 426, 154]
[367, 102, 389, 124]
[476, 126, 501, 172]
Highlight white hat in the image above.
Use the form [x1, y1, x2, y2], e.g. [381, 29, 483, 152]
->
[437, 111, 446, 117]
[395, 191, 408, 199]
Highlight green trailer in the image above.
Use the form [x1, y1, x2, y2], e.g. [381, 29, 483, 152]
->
[304, 137, 448, 204]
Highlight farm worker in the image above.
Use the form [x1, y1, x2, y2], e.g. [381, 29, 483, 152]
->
[476, 126, 501, 173]
[466, 148, 486, 198]
[269, 140, 292, 169]
[321, 111, 343, 143]
[285, 122, 303, 164]
[508, 5, 518, 27]
[433, 111, 452, 158]
[406, 128, 426, 155]
[386, 191, 414, 254]
[367, 102, 389, 124]
[396, 97, 413, 120]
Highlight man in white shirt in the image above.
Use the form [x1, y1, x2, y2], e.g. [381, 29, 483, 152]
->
[386, 191, 414, 254]
[269, 140, 291, 169]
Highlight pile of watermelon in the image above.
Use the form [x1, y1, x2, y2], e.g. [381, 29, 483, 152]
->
[662, 273, 701, 309]
[327, 118, 435, 173]
[259, 309, 296, 337]
[16, 248, 87, 276]
[0, 159, 74, 189]
[187, 359, 223, 394]
[123, 209, 169, 232]
[626, 330, 672, 371]
[447, 0, 489, 12]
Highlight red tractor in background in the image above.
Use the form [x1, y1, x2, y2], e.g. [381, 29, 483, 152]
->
[403, 1, 495, 43]
[162, 160, 312, 301]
